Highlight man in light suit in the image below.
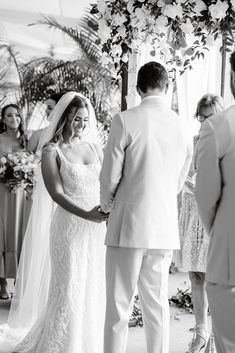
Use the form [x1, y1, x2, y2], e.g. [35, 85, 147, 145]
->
[100, 61, 193, 353]
[195, 52, 235, 353]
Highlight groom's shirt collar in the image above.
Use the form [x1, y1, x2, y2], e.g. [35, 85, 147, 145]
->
[140, 95, 166, 105]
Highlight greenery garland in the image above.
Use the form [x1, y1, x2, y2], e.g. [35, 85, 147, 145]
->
[91, 0, 235, 73]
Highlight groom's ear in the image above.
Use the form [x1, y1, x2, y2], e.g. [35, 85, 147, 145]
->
[136, 85, 141, 96]
[165, 82, 169, 94]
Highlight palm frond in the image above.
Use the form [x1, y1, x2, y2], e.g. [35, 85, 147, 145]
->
[31, 15, 101, 64]
[0, 45, 24, 106]
[18, 56, 120, 121]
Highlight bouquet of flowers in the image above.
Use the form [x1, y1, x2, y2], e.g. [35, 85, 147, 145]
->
[0, 151, 38, 193]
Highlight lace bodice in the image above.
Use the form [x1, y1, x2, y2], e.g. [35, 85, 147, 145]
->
[57, 146, 101, 207]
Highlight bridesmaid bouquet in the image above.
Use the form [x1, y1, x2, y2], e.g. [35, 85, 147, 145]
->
[0, 151, 37, 193]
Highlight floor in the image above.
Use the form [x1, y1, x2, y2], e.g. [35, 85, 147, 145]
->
[126, 270, 212, 353]
[0, 271, 212, 353]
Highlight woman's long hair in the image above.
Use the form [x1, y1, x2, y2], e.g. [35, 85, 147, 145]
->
[0, 104, 26, 148]
[48, 96, 88, 145]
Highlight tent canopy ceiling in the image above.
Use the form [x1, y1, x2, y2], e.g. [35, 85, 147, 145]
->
[0, 0, 92, 59]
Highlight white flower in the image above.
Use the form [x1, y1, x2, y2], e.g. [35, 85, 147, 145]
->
[155, 14, 168, 29]
[180, 19, 194, 35]
[122, 52, 129, 63]
[135, 8, 147, 21]
[130, 14, 139, 27]
[0, 157, 7, 164]
[97, 0, 107, 15]
[162, 4, 183, 19]
[28, 155, 35, 163]
[112, 13, 126, 27]
[127, 0, 135, 14]
[176, 0, 187, 3]
[117, 25, 126, 38]
[193, 0, 207, 15]
[110, 44, 122, 57]
[157, 0, 165, 6]
[7, 153, 13, 160]
[98, 18, 112, 43]
[130, 37, 142, 50]
[209, 0, 229, 19]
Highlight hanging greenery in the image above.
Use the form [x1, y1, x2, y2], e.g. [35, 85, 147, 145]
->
[90, 0, 235, 74]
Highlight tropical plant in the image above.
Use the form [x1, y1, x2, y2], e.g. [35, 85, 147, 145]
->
[0, 44, 22, 107]
[0, 13, 120, 138]
[24, 14, 120, 125]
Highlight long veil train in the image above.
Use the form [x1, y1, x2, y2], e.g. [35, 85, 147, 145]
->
[0, 92, 100, 352]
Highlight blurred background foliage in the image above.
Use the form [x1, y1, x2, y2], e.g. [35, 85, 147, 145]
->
[0, 11, 121, 137]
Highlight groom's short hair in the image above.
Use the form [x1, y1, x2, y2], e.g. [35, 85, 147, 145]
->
[137, 61, 168, 93]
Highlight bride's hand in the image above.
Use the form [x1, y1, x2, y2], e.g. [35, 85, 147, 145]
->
[84, 206, 109, 223]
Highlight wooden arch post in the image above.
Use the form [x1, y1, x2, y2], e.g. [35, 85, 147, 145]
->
[121, 62, 128, 111]
[221, 48, 226, 98]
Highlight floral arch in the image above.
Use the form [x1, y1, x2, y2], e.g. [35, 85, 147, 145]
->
[90, 0, 235, 121]
[91, 0, 235, 73]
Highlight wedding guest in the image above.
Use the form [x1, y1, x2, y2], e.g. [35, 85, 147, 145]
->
[27, 92, 64, 152]
[0, 92, 108, 352]
[195, 51, 235, 353]
[0, 104, 27, 300]
[100, 61, 193, 353]
[174, 94, 225, 353]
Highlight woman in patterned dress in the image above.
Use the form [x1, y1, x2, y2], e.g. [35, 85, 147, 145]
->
[175, 94, 225, 353]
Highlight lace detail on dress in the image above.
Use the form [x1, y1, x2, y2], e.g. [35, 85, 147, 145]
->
[174, 136, 210, 272]
[1, 146, 106, 353]
[174, 192, 210, 272]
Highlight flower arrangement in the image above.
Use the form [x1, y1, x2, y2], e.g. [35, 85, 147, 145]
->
[129, 295, 144, 327]
[90, 0, 235, 73]
[169, 287, 194, 313]
[0, 151, 38, 193]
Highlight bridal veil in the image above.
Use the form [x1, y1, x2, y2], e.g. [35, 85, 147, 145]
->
[0, 92, 100, 351]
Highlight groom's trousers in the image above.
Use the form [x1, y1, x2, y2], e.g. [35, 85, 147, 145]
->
[104, 247, 173, 353]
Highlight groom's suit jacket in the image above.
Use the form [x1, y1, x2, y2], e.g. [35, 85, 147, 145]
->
[195, 106, 235, 285]
[100, 96, 193, 249]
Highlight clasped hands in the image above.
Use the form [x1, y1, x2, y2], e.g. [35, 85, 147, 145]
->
[85, 205, 109, 223]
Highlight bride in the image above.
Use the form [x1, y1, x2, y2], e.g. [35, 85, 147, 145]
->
[0, 92, 108, 353]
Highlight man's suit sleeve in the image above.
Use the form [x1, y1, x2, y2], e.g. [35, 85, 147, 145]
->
[100, 113, 126, 213]
[194, 119, 222, 235]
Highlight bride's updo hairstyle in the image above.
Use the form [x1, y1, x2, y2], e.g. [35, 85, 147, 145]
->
[48, 95, 88, 145]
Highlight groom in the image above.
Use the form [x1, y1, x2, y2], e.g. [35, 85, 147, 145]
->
[100, 61, 193, 353]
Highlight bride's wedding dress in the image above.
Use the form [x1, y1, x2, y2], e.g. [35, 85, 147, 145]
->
[0, 145, 106, 353]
